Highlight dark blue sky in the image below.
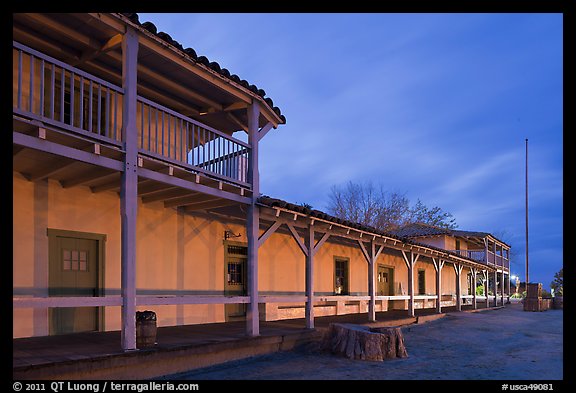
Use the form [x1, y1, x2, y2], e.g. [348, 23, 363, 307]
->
[140, 13, 563, 289]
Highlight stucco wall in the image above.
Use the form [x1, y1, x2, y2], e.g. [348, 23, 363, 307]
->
[13, 172, 482, 339]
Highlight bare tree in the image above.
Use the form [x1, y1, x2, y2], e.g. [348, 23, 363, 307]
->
[327, 181, 457, 232]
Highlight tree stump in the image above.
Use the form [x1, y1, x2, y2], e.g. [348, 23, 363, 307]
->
[322, 323, 408, 361]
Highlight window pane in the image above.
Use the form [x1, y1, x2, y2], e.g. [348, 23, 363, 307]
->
[63, 259, 71, 270]
[71, 250, 78, 261]
[71, 258, 79, 271]
[79, 260, 87, 271]
[63, 249, 71, 260]
[79, 251, 87, 261]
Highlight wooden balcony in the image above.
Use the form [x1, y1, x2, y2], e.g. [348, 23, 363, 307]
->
[447, 249, 510, 271]
[13, 40, 252, 209]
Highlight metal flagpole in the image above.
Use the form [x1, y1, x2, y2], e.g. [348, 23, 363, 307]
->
[525, 138, 529, 287]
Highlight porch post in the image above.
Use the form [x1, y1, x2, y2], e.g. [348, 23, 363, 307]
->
[483, 270, 489, 308]
[368, 241, 376, 322]
[471, 267, 477, 310]
[493, 242, 498, 306]
[246, 102, 260, 336]
[305, 224, 315, 329]
[454, 263, 462, 312]
[494, 269, 498, 307]
[501, 271, 505, 306]
[507, 271, 511, 303]
[120, 27, 139, 351]
[433, 258, 444, 314]
[402, 251, 418, 318]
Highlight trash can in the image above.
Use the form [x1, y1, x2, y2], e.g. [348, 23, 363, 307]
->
[136, 310, 157, 348]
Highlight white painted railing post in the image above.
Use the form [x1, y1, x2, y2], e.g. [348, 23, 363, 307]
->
[246, 102, 260, 337]
[120, 27, 139, 351]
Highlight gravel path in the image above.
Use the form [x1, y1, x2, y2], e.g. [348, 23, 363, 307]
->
[164, 302, 563, 380]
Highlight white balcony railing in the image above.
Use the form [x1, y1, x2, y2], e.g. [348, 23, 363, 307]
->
[13, 40, 251, 187]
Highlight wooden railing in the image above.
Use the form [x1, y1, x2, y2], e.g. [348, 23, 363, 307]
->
[13, 41, 251, 187]
[137, 96, 250, 186]
[447, 249, 486, 262]
[13, 41, 124, 145]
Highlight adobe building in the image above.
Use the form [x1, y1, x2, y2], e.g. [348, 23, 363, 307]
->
[13, 13, 512, 353]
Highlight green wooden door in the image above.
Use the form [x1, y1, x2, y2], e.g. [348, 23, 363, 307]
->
[49, 236, 99, 335]
[224, 243, 247, 321]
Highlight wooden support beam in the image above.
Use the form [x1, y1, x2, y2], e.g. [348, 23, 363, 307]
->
[120, 27, 138, 351]
[286, 223, 308, 257]
[432, 258, 445, 314]
[305, 224, 315, 329]
[358, 240, 370, 264]
[453, 263, 463, 311]
[138, 166, 250, 205]
[76, 33, 123, 65]
[246, 102, 260, 337]
[13, 131, 124, 173]
[493, 269, 498, 307]
[258, 220, 281, 249]
[401, 251, 419, 317]
[313, 232, 330, 256]
[483, 270, 489, 308]
[471, 267, 478, 310]
[368, 242, 377, 322]
[257, 121, 275, 142]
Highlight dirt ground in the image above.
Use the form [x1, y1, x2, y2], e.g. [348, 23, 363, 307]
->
[165, 301, 563, 380]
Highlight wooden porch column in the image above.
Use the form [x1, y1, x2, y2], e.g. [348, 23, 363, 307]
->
[432, 258, 445, 314]
[305, 224, 315, 329]
[358, 240, 383, 322]
[483, 270, 489, 308]
[401, 251, 419, 317]
[471, 267, 477, 310]
[501, 271, 505, 306]
[453, 263, 463, 312]
[246, 102, 260, 336]
[494, 269, 498, 307]
[120, 27, 139, 351]
[507, 271, 511, 303]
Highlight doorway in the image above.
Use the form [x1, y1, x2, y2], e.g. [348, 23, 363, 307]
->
[377, 265, 394, 296]
[224, 242, 247, 321]
[47, 229, 105, 335]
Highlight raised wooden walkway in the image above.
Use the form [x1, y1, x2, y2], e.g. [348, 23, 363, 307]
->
[14, 305, 495, 380]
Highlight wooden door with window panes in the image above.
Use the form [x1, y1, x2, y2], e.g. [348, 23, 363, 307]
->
[224, 243, 247, 320]
[377, 265, 393, 296]
[49, 236, 99, 335]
